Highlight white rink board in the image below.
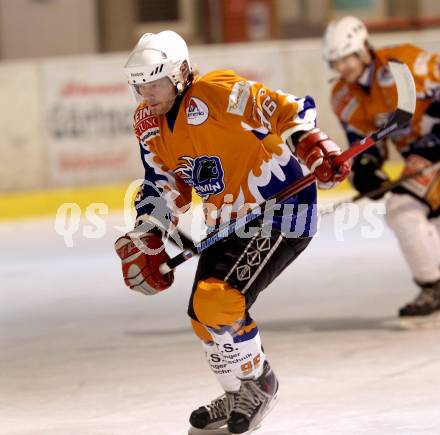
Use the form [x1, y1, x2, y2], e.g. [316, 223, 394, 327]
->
[191, 43, 288, 89]
[1, 30, 440, 192]
[0, 62, 45, 191]
[41, 55, 140, 188]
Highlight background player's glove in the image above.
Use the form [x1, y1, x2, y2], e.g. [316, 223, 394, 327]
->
[114, 230, 174, 295]
[294, 128, 351, 189]
[351, 153, 389, 199]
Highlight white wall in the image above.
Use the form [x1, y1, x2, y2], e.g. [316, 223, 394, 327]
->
[0, 0, 98, 59]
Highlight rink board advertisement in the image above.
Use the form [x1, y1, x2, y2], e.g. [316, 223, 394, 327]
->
[41, 57, 140, 187]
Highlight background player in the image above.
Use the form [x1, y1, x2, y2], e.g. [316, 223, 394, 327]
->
[323, 16, 440, 318]
[115, 31, 350, 434]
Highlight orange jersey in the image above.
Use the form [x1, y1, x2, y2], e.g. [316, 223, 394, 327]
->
[331, 43, 440, 152]
[133, 69, 318, 233]
[331, 44, 440, 212]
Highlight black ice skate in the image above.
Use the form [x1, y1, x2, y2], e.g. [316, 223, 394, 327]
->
[189, 391, 237, 432]
[399, 279, 440, 317]
[227, 361, 279, 434]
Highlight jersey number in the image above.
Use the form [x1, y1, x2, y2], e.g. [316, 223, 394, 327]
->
[262, 96, 277, 117]
[241, 354, 261, 376]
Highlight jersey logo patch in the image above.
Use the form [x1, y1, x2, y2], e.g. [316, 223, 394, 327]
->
[175, 155, 225, 198]
[186, 97, 209, 125]
[227, 80, 251, 116]
[134, 109, 160, 142]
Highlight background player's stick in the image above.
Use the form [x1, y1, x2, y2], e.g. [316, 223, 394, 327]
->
[320, 161, 440, 216]
[160, 61, 416, 274]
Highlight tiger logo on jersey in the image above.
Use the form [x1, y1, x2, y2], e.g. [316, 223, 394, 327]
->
[175, 155, 225, 198]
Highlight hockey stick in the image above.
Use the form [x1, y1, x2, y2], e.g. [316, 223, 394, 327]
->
[173, 162, 439, 243]
[172, 159, 438, 250]
[320, 161, 440, 217]
[159, 61, 416, 274]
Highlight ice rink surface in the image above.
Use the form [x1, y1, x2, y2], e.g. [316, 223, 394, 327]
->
[1, 205, 440, 435]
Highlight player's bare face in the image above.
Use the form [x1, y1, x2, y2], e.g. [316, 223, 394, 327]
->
[331, 54, 365, 84]
[137, 77, 177, 115]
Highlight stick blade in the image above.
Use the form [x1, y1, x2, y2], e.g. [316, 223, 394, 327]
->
[389, 60, 416, 115]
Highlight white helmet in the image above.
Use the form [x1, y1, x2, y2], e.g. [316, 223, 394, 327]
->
[124, 30, 191, 100]
[323, 16, 369, 62]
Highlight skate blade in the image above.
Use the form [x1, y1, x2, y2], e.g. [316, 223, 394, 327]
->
[383, 311, 440, 330]
[399, 311, 440, 330]
[188, 423, 262, 435]
[188, 427, 230, 435]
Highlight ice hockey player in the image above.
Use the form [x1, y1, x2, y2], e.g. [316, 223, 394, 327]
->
[323, 16, 440, 318]
[115, 30, 350, 434]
